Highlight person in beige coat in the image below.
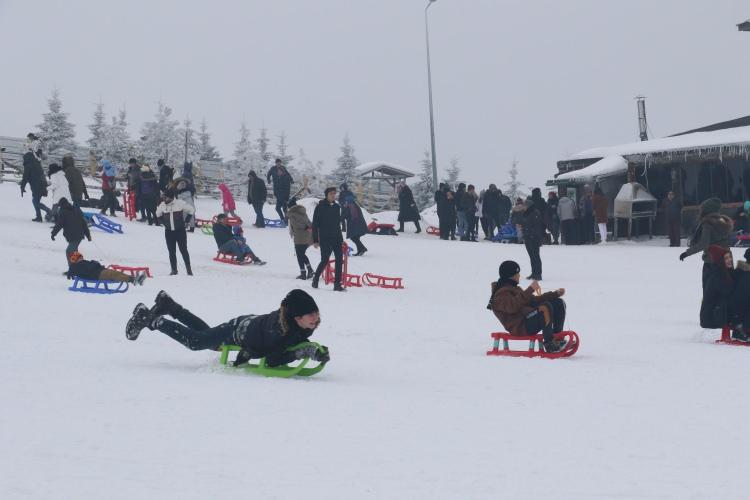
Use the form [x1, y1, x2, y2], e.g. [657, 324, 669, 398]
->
[287, 197, 315, 280]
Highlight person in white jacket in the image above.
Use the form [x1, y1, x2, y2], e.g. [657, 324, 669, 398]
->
[156, 192, 195, 276]
[48, 163, 72, 222]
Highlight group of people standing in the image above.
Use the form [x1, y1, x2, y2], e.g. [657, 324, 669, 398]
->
[433, 183, 513, 242]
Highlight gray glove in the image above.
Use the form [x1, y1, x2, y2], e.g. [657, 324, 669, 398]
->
[294, 345, 330, 363]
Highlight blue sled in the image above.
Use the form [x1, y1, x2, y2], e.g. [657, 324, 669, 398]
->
[493, 222, 518, 244]
[83, 212, 123, 234]
[264, 218, 287, 228]
[68, 276, 129, 294]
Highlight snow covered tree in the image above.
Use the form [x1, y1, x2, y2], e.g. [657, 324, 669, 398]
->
[229, 122, 263, 196]
[295, 148, 326, 196]
[176, 118, 201, 164]
[87, 101, 107, 158]
[275, 131, 294, 166]
[138, 102, 182, 165]
[37, 89, 77, 155]
[197, 118, 222, 161]
[101, 109, 133, 166]
[443, 157, 461, 187]
[412, 149, 435, 209]
[504, 159, 526, 201]
[256, 128, 272, 163]
[329, 134, 358, 186]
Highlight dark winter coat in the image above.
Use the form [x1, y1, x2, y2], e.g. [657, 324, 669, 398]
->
[684, 213, 734, 261]
[343, 201, 368, 239]
[126, 166, 142, 194]
[272, 170, 294, 202]
[68, 259, 106, 280]
[63, 159, 88, 202]
[212, 222, 234, 248]
[731, 261, 750, 321]
[489, 279, 562, 336]
[547, 196, 559, 223]
[21, 152, 47, 197]
[593, 193, 608, 224]
[287, 204, 313, 245]
[247, 177, 267, 204]
[482, 189, 500, 218]
[139, 170, 159, 199]
[460, 191, 478, 214]
[159, 165, 175, 193]
[51, 200, 91, 242]
[522, 201, 546, 243]
[498, 194, 512, 224]
[434, 189, 446, 214]
[455, 187, 467, 212]
[232, 309, 315, 367]
[398, 185, 421, 222]
[663, 198, 682, 225]
[700, 263, 733, 329]
[312, 199, 344, 244]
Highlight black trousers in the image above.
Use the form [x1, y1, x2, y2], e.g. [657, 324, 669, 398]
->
[524, 239, 542, 278]
[275, 198, 288, 221]
[295, 244, 311, 270]
[156, 306, 241, 351]
[252, 201, 265, 227]
[667, 220, 681, 247]
[100, 189, 117, 215]
[351, 235, 367, 253]
[523, 297, 566, 343]
[314, 240, 343, 285]
[560, 219, 576, 245]
[438, 215, 451, 239]
[165, 229, 191, 272]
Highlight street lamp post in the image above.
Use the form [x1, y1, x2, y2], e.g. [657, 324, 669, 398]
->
[425, 0, 439, 191]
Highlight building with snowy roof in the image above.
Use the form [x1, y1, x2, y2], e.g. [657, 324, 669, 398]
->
[354, 162, 414, 212]
[548, 116, 750, 236]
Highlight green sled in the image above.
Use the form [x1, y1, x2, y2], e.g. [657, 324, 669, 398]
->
[218, 342, 327, 378]
[201, 226, 214, 236]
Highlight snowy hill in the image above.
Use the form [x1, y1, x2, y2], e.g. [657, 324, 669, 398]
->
[1, 181, 748, 499]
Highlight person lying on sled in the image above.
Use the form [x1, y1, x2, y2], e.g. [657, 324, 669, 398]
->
[125, 289, 329, 367]
[67, 251, 148, 286]
[487, 260, 568, 353]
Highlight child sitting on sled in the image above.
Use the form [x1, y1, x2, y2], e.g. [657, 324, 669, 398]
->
[67, 251, 148, 286]
[487, 260, 568, 353]
[125, 289, 329, 367]
[212, 214, 265, 264]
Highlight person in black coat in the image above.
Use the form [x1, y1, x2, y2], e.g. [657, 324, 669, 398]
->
[700, 245, 735, 332]
[482, 184, 501, 240]
[342, 197, 368, 256]
[498, 189, 512, 227]
[311, 187, 345, 291]
[125, 289, 330, 367]
[266, 160, 294, 221]
[139, 166, 160, 225]
[20, 149, 50, 221]
[728, 248, 750, 340]
[522, 188, 548, 280]
[51, 197, 92, 272]
[434, 184, 446, 238]
[247, 171, 267, 228]
[662, 191, 682, 247]
[157, 159, 174, 194]
[397, 183, 421, 233]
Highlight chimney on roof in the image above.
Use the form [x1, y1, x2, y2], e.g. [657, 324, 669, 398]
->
[635, 95, 648, 141]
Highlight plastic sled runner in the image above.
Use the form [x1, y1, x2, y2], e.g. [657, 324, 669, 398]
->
[218, 343, 327, 377]
[716, 326, 750, 347]
[213, 251, 253, 265]
[486, 331, 580, 359]
[68, 276, 129, 294]
[108, 264, 152, 277]
[83, 212, 123, 234]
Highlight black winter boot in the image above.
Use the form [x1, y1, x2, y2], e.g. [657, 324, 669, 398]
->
[126, 303, 153, 341]
[333, 283, 347, 292]
[151, 290, 179, 317]
[296, 269, 307, 280]
[311, 273, 320, 289]
[306, 264, 314, 278]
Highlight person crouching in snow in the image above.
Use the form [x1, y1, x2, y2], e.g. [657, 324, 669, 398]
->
[67, 251, 148, 285]
[125, 289, 330, 367]
[211, 214, 265, 264]
[700, 245, 738, 336]
[730, 248, 750, 341]
[218, 183, 239, 219]
[488, 260, 568, 353]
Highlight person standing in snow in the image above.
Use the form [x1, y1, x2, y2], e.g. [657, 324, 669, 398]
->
[498, 188, 512, 227]
[156, 191, 194, 276]
[62, 155, 89, 208]
[157, 159, 174, 194]
[461, 185, 478, 241]
[578, 185, 594, 244]
[482, 184, 501, 240]
[218, 183, 239, 218]
[47, 163, 71, 223]
[700, 245, 735, 331]
[679, 198, 733, 289]
[270, 161, 294, 222]
[522, 188, 547, 280]
[173, 177, 197, 232]
[488, 260, 569, 353]
[126, 158, 146, 221]
[98, 159, 119, 216]
[557, 192, 577, 245]
[342, 194, 369, 256]
[662, 191, 682, 247]
[546, 191, 560, 245]
[729, 248, 750, 341]
[20, 144, 50, 222]
[125, 289, 330, 368]
[139, 165, 160, 225]
[247, 171, 267, 228]
[51, 197, 91, 273]
[592, 186, 608, 244]
[311, 187, 345, 291]
[287, 197, 315, 280]
[397, 183, 422, 233]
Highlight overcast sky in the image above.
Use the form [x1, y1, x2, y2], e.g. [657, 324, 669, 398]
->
[1, 0, 749, 189]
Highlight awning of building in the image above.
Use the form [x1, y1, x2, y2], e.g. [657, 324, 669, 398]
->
[553, 155, 628, 183]
[356, 162, 414, 178]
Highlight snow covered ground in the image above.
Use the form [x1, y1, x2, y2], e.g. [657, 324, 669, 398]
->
[1, 181, 748, 499]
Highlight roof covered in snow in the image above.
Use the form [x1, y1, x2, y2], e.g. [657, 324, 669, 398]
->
[567, 125, 750, 161]
[555, 155, 628, 182]
[356, 162, 414, 178]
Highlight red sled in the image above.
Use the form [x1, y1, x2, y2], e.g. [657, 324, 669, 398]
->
[715, 326, 750, 346]
[426, 226, 440, 236]
[486, 331, 580, 359]
[367, 222, 398, 236]
[212, 215, 243, 227]
[213, 251, 253, 265]
[122, 189, 137, 221]
[195, 218, 213, 228]
[107, 264, 152, 278]
[322, 243, 362, 288]
[362, 272, 404, 289]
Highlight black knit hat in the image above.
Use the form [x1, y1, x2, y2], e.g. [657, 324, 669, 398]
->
[157, 159, 165, 167]
[498, 260, 521, 280]
[282, 289, 319, 318]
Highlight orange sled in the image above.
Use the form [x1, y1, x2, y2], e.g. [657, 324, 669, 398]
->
[486, 331, 580, 359]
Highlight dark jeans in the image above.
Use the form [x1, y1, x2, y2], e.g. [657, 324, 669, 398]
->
[275, 198, 288, 221]
[252, 201, 265, 227]
[314, 240, 343, 285]
[100, 189, 117, 215]
[165, 229, 191, 272]
[156, 306, 242, 351]
[580, 215, 594, 244]
[32, 194, 50, 219]
[560, 219, 576, 245]
[65, 238, 82, 270]
[294, 244, 311, 270]
[484, 214, 499, 239]
[524, 239, 542, 278]
[398, 220, 421, 232]
[219, 240, 252, 261]
[550, 216, 560, 243]
[523, 297, 566, 343]
[438, 215, 451, 240]
[351, 236, 367, 254]
[465, 214, 477, 240]
[667, 219, 681, 247]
